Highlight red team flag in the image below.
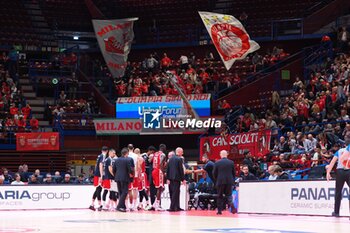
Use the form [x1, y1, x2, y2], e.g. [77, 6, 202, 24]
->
[92, 18, 138, 78]
[198, 11, 260, 70]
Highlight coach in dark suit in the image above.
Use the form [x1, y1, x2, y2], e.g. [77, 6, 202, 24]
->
[166, 147, 185, 211]
[113, 147, 134, 212]
[213, 150, 236, 215]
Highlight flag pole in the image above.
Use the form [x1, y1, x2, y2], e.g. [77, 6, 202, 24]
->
[165, 71, 199, 119]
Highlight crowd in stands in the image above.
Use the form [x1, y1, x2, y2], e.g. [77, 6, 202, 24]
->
[219, 51, 350, 179]
[29, 52, 78, 73]
[93, 47, 288, 98]
[51, 91, 100, 115]
[30, 53, 79, 99]
[47, 90, 100, 130]
[0, 165, 93, 185]
[0, 51, 39, 134]
[27, 52, 101, 128]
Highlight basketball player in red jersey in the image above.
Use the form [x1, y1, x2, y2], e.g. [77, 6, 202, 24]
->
[89, 146, 108, 211]
[136, 148, 151, 210]
[150, 144, 167, 211]
[127, 144, 138, 211]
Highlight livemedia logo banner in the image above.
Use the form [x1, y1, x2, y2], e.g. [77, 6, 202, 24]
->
[141, 109, 222, 134]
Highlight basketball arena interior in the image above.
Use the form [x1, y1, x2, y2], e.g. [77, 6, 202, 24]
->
[1, 0, 350, 232]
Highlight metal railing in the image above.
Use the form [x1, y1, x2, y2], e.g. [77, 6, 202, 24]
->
[303, 41, 333, 82]
[216, 51, 303, 99]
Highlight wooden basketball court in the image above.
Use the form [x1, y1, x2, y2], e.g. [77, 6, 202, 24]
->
[0, 209, 349, 233]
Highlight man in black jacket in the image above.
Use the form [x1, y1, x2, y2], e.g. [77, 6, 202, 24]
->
[242, 150, 256, 176]
[275, 165, 289, 180]
[166, 147, 185, 212]
[213, 150, 236, 215]
[240, 165, 258, 181]
[113, 148, 134, 212]
[277, 136, 291, 153]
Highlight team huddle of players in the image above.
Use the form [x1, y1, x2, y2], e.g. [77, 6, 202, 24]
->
[89, 143, 168, 212]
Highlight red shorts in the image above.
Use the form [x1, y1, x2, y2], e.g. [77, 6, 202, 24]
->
[152, 169, 164, 188]
[128, 182, 134, 190]
[137, 172, 149, 191]
[132, 177, 139, 189]
[102, 179, 111, 189]
[93, 176, 101, 187]
[132, 177, 140, 190]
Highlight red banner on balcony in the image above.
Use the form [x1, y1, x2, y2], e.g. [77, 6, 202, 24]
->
[200, 130, 271, 161]
[16, 132, 60, 151]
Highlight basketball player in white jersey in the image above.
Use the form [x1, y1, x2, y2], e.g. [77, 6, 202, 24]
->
[127, 144, 139, 211]
[108, 149, 119, 211]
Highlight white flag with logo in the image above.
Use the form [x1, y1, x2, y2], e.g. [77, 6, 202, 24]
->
[92, 18, 138, 78]
[198, 11, 260, 70]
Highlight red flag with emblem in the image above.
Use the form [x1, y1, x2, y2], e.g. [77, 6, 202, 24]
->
[199, 11, 260, 70]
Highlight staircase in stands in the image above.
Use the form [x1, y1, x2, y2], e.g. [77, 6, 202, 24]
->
[22, 0, 58, 50]
[19, 76, 53, 130]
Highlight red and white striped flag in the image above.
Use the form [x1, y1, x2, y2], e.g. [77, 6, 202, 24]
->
[199, 11, 260, 70]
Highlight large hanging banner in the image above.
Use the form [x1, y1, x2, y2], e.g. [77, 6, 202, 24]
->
[92, 18, 138, 78]
[198, 11, 260, 70]
[16, 132, 60, 151]
[200, 130, 271, 160]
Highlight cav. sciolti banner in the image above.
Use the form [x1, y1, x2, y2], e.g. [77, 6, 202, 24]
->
[200, 130, 271, 160]
[16, 132, 60, 151]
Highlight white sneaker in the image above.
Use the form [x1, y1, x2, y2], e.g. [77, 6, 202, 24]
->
[156, 206, 165, 211]
[102, 204, 109, 211]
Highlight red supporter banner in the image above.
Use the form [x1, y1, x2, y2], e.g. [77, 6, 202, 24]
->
[200, 130, 271, 161]
[94, 119, 142, 135]
[116, 94, 211, 104]
[16, 132, 60, 151]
